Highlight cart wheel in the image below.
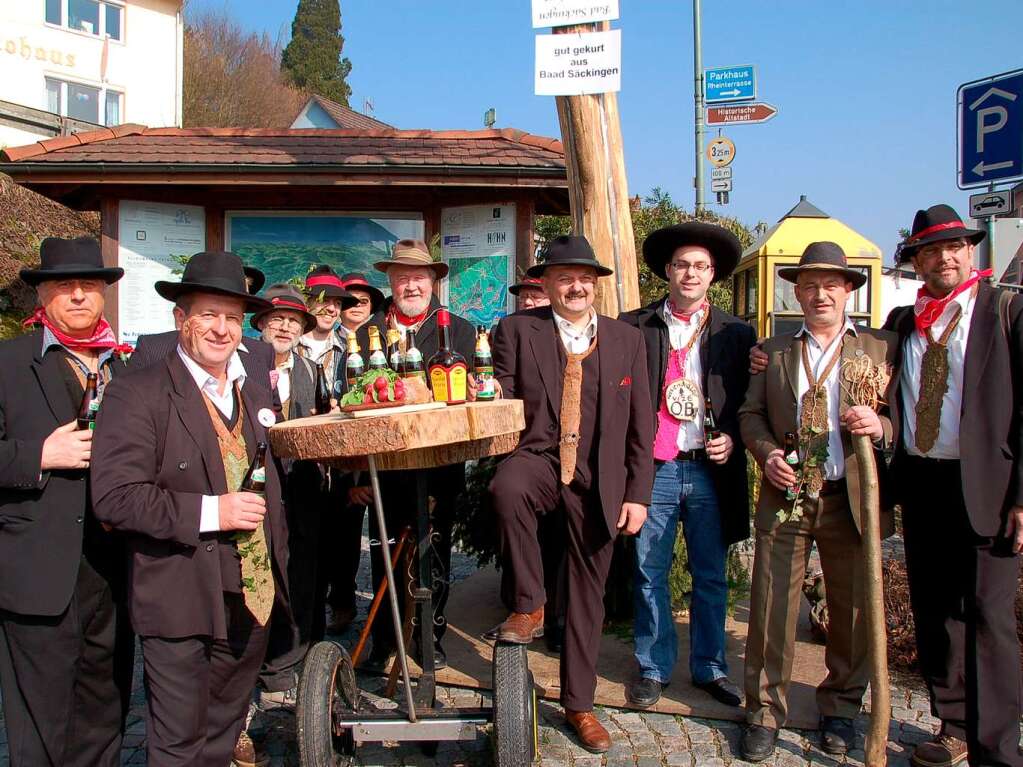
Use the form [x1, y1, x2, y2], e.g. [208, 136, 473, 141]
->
[492, 642, 539, 767]
[297, 641, 360, 767]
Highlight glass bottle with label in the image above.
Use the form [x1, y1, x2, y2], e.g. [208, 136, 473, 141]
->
[428, 309, 468, 405]
[403, 329, 426, 384]
[703, 395, 720, 443]
[386, 328, 403, 371]
[77, 372, 100, 430]
[783, 431, 801, 501]
[240, 442, 268, 495]
[473, 326, 495, 401]
[314, 363, 332, 414]
[345, 332, 365, 389]
[367, 326, 388, 371]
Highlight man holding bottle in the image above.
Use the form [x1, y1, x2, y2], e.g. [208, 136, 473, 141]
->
[91, 252, 289, 767]
[619, 223, 756, 710]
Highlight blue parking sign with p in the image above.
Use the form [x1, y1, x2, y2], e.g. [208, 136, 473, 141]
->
[958, 69, 1023, 189]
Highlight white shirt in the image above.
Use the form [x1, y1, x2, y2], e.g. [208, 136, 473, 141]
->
[899, 288, 974, 459]
[299, 332, 333, 364]
[176, 346, 248, 533]
[795, 319, 857, 480]
[553, 309, 598, 354]
[274, 353, 294, 406]
[662, 301, 707, 450]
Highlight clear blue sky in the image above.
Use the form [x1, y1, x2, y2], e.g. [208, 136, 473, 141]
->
[189, 0, 1021, 262]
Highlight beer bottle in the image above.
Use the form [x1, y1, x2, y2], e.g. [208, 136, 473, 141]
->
[703, 395, 720, 443]
[314, 363, 332, 414]
[345, 332, 365, 389]
[367, 326, 388, 371]
[240, 442, 268, 496]
[403, 329, 426, 384]
[783, 431, 800, 501]
[474, 326, 495, 401]
[386, 328, 403, 371]
[428, 309, 468, 405]
[77, 372, 100, 430]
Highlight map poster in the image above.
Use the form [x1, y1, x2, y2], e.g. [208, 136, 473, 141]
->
[117, 200, 205, 347]
[440, 203, 515, 328]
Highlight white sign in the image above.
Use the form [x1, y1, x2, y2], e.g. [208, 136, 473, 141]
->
[440, 203, 516, 327]
[117, 200, 205, 347]
[531, 0, 619, 28]
[711, 179, 733, 192]
[711, 167, 732, 180]
[970, 189, 1012, 218]
[535, 29, 621, 96]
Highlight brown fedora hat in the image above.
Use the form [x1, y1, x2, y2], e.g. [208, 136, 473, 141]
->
[374, 239, 449, 279]
[777, 241, 867, 289]
[250, 283, 317, 333]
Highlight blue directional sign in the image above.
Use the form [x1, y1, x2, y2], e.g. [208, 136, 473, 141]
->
[704, 65, 756, 104]
[958, 68, 1023, 189]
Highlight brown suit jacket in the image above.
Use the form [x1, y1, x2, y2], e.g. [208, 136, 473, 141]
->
[739, 325, 897, 535]
[90, 351, 288, 640]
[492, 306, 655, 534]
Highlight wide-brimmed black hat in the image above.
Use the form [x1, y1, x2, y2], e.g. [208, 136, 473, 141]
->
[340, 272, 385, 312]
[777, 241, 867, 289]
[642, 222, 740, 284]
[304, 265, 358, 308]
[250, 283, 317, 333]
[20, 236, 124, 286]
[154, 251, 272, 312]
[243, 266, 265, 294]
[526, 235, 612, 278]
[509, 276, 547, 296]
[898, 204, 986, 262]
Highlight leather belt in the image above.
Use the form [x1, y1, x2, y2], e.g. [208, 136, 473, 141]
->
[675, 448, 707, 462]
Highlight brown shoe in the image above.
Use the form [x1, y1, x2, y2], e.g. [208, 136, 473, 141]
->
[495, 606, 544, 644]
[911, 732, 968, 767]
[565, 709, 612, 753]
[232, 731, 269, 767]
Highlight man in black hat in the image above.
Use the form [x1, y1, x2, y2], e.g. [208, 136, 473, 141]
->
[0, 236, 133, 767]
[91, 251, 289, 767]
[882, 204, 1023, 767]
[739, 242, 896, 761]
[509, 275, 550, 310]
[297, 265, 358, 400]
[619, 223, 755, 710]
[489, 235, 654, 753]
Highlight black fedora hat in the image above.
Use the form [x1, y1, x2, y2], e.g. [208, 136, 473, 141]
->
[250, 283, 317, 333]
[304, 265, 358, 308]
[899, 204, 985, 262]
[526, 235, 613, 278]
[154, 251, 272, 312]
[642, 222, 741, 283]
[340, 272, 385, 312]
[20, 236, 124, 286]
[777, 241, 867, 289]
[243, 266, 265, 295]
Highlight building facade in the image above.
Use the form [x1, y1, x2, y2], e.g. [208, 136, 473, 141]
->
[0, 0, 183, 148]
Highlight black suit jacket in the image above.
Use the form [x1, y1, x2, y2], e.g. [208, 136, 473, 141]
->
[619, 298, 756, 545]
[90, 352, 289, 639]
[492, 307, 655, 534]
[884, 283, 1023, 537]
[0, 330, 128, 616]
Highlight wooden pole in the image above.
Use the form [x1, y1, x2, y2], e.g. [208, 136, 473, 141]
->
[552, 22, 640, 315]
[852, 433, 890, 766]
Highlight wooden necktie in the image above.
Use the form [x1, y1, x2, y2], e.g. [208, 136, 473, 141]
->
[559, 338, 598, 485]
[914, 304, 962, 454]
[799, 336, 843, 499]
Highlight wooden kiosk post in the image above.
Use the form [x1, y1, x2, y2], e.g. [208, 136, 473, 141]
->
[553, 21, 640, 316]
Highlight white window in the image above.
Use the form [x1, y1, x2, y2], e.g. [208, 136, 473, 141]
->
[45, 77, 124, 126]
[45, 0, 124, 42]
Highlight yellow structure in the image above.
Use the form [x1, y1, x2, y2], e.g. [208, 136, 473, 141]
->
[732, 195, 884, 337]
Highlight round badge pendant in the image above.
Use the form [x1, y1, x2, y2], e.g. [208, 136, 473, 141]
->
[257, 407, 277, 427]
[664, 378, 701, 422]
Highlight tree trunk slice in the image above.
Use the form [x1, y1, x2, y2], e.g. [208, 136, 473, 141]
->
[269, 399, 525, 470]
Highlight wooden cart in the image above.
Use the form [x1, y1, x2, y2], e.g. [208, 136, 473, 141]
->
[269, 400, 536, 767]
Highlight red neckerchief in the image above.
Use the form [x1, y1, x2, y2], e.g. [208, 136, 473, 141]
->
[913, 269, 991, 335]
[23, 307, 118, 350]
[387, 304, 428, 329]
[667, 299, 708, 323]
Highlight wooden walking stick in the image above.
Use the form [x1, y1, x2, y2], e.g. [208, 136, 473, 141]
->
[842, 356, 891, 767]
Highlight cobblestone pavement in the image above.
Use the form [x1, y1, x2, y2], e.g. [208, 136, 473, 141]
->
[0, 528, 939, 766]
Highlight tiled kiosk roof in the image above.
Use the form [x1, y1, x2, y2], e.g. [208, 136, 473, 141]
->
[0, 125, 566, 174]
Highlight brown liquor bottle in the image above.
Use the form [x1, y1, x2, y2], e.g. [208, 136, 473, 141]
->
[77, 373, 100, 430]
[427, 309, 468, 405]
[783, 431, 800, 501]
[240, 442, 268, 496]
[702, 395, 720, 443]
[403, 329, 427, 384]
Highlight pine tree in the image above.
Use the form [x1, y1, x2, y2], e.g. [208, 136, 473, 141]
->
[280, 0, 352, 106]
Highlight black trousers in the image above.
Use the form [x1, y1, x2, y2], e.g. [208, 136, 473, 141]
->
[369, 464, 461, 652]
[490, 450, 615, 712]
[0, 551, 133, 767]
[140, 595, 269, 767]
[898, 453, 1023, 767]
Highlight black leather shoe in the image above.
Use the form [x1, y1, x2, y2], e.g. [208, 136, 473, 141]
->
[625, 677, 664, 708]
[694, 677, 741, 707]
[740, 725, 778, 762]
[433, 641, 447, 670]
[544, 624, 563, 654]
[820, 716, 856, 755]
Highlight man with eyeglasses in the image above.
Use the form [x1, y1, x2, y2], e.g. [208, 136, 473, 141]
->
[296, 265, 358, 402]
[618, 223, 755, 711]
[882, 204, 1023, 767]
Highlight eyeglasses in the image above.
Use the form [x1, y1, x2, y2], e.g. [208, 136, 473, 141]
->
[266, 315, 304, 329]
[916, 239, 968, 259]
[668, 261, 713, 274]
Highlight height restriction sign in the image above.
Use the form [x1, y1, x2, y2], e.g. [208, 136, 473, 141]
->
[706, 137, 735, 168]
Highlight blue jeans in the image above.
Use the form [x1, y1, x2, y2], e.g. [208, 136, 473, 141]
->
[633, 458, 728, 685]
